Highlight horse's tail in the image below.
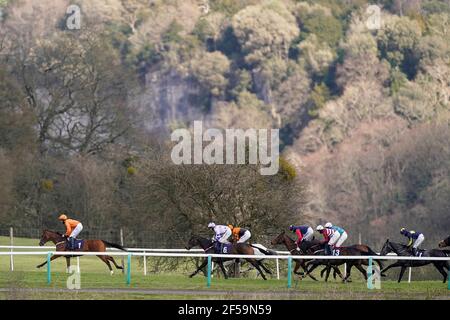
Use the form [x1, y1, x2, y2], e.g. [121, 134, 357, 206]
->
[250, 244, 274, 256]
[358, 245, 384, 269]
[102, 240, 127, 252]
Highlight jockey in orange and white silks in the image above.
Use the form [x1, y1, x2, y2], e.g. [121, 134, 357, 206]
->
[228, 224, 251, 244]
[58, 214, 83, 249]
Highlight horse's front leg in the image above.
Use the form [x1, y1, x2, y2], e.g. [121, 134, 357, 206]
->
[190, 258, 208, 278]
[218, 261, 228, 279]
[325, 265, 332, 282]
[380, 261, 402, 277]
[398, 266, 407, 283]
[36, 254, 61, 268]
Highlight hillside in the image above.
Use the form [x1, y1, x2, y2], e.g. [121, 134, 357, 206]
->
[0, 0, 449, 246]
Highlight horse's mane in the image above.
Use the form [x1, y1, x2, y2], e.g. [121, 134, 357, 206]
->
[43, 229, 63, 236]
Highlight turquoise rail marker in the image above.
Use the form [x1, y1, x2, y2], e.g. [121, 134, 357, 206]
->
[287, 256, 292, 288]
[367, 257, 373, 290]
[47, 252, 52, 285]
[207, 255, 212, 288]
[126, 253, 131, 285]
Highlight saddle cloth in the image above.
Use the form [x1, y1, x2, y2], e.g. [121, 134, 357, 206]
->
[215, 242, 232, 254]
[66, 239, 84, 250]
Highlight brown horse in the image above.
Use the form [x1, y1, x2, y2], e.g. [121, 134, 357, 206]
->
[37, 229, 126, 274]
[439, 235, 450, 248]
[186, 235, 272, 280]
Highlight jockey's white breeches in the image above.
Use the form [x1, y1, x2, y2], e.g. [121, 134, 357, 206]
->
[303, 227, 314, 241]
[237, 230, 251, 243]
[335, 231, 348, 248]
[69, 223, 83, 238]
[216, 228, 232, 243]
[413, 234, 424, 248]
[328, 232, 341, 246]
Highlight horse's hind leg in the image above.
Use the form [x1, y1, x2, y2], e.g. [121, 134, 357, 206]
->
[259, 261, 272, 275]
[247, 259, 267, 280]
[433, 263, 448, 283]
[97, 255, 114, 275]
[355, 263, 367, 280]
[107, 256, 123, 270]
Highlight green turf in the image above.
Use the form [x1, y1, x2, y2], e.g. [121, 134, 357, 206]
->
[1, 236, 449, 300]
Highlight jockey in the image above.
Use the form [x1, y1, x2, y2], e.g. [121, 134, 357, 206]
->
[325, 222, 348, 256]
[400, 228, 424, 256]
[289, 225, 314, 247]
[228, 224, 251, 244]
[316, 225, 338, 255]
[208, 222, 232, 253]
[58, 213, 83, 250]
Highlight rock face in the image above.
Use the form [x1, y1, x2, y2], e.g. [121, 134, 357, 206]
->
[137, 69, 205, 130]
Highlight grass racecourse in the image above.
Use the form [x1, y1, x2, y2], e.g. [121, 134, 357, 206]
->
[0, 236, 449, 300]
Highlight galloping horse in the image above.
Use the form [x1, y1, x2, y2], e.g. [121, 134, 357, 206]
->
[270, 231, 343, 281]
[380, 239, 450, 283]
[303, 246, 377, 282]
[186, 235, 272, 280]
[439, 235, 450, 248]
[37, 229, 127, 274]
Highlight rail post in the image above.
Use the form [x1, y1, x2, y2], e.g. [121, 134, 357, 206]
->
[207, 255, 212, 288]
[47, 252, 52, 284]
[408, 267, 412, 283]
[276, 258, 280, 280]
[126, 253, 131, 285]
[448, 269, 450, 290]
[9, 227, 13, 272]
[367, 256, 373, 289]
[143, 252, 147, 276]
[287, 256, 292, 288]
[120, 228, 125, 274]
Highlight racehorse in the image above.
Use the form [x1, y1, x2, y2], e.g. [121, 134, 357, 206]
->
[303, 245, 380, 282]
[270, 231, 343, 281]
[186, 235, 272, 280]
[439, 235, 450, 248]
[379, 239, 450, 283]
[37, 229, 126, 274]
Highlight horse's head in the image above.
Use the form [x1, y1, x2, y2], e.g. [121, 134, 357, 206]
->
[271, 231, 285, 246]
[39, 230, 51, 246]
[438, 236, 449, 248]
[39, 230, 62, 246]
[380, 239, 392, 256]
[186, 235, 200, 250]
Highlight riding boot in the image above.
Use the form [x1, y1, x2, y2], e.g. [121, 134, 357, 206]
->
[215, 242, 221, 254]
[69, 237, 75, 250]
[412, 247, 417, 256]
